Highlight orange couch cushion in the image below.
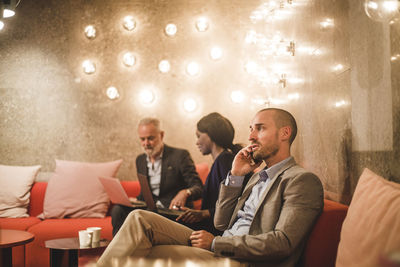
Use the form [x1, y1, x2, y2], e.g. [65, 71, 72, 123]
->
[302, 199, 348, 267]
[336, 168, 400, 267]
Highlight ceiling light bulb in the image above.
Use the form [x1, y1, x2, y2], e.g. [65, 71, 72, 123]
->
[82, 60, 96, 74]
[195, 17, 209, 32]
[158, 60, 171, 73]
[186, 61, 200, 76]
[183, 98, 197, 112]
[230, 91, 244, 103]
[245, 61, 258, 74]
[165, 23, 177, 36]
[139, 89, 155, 104]
[123, 16, 136, 31]
[210, 47, 223, 60]
[84, 25, 97, 39]
[320, 18, 334, 29]
[0, 21, 4, 31]
[364, 0, 400, 22]
[3, 9, 15, 18]
[106, 87, 120, 100]
[123, 52, 136, 67]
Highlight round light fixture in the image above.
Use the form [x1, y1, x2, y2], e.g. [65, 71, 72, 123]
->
[195, 17, 209, 32]
[106, 87, 120, 100]
[82, 60, 96, 74]
[84, 25, 96, 39]
[230, 91, 245, 103]
[183, 98, 197, 112]
[158, 60, 171, 73]
[139, 89, 155, 104]
[3, 9, 15, 18]
[123, 16, 136, 31]
[123, 52, 136, 67]
[186, 61, 200, 76]
[0, 21, 4, 31]
[165, 23, 177, 36]
[210, 47, 223, 60]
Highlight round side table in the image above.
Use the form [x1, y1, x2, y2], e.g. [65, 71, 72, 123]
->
[45, 237, 110, 267]
[0, 229, 35, 267]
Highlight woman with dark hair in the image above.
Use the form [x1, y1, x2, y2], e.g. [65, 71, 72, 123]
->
[176, 112, 242, 235]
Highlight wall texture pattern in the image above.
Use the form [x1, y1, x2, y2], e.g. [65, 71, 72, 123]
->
[0, 0, 399, 204]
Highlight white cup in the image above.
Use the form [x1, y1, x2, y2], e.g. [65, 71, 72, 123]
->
[78, 230, 93, 247]
[86, 227, 102, 243]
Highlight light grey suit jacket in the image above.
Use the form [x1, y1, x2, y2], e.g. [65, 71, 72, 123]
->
[213, 158, 324, 267]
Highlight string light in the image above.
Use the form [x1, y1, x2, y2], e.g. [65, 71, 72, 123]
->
[183, 98, 197, 112]
[210, 47, 223, 60]
[230, 91, 245, 103]
[84, 25, 97, 39]
[139, 89, 155, 104]
[0, 21, 4, 31]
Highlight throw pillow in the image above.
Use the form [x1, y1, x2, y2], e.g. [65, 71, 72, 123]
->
[0, 164, 41, 218]
[40, 159, 122, 219]
[336, 168, 400, 267]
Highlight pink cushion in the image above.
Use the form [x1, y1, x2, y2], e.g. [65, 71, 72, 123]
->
[40, 159, 122, 219]
[336, 168, 400, 267]
[0, 164, 41, 218]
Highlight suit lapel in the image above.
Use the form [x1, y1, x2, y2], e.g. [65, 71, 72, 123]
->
[160, 145, 171, 194]
[254, 158, 296, 214]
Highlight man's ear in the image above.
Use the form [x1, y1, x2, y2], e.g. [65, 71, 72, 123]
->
[160, 131, 165, 140]
[279, 126, 291, 142]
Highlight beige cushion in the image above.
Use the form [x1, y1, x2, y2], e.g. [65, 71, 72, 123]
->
[0, 164, 41, 218]
[40, 159, 122, 219]
[336, 168, 400, 267]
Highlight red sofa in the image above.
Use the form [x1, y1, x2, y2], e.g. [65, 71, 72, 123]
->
[0, 173, 348, 267]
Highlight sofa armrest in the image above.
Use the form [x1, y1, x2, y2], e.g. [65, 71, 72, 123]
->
[28, 182, 48, 217]
[301, 199, 348, 267]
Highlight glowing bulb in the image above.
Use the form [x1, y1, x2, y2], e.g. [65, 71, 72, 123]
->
[186, 61, 200, 76]
[245, 61, 258, 74]
[165, 23, 177, 36]
[82, 60, 96, 74]
[335, 100, 346, 107]
[139, 89, 155, 104]
[3, 9, 15, 18]
[231, 91, 244, 103]
[288, 93, 300, 100]
[320, 18, 334, 29]
[158, 60, 171, 73]
[183, 98, 197, 112]
[84, 25, 96, 39]
[364, 0, 399, 22]
[123, 16, 136, 31]
[106, 87, 120, 100]
[123, 52, 136, 67]
[210, 47, 223, 60]
[195, 17, 209, 32]
[0, 21, 4, 31]
[333, 64, 344, 72]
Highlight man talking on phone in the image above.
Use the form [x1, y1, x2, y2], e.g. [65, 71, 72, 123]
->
[98, 108, 324, 267]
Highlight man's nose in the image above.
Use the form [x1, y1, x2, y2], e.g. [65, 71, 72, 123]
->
[249, 130, 257, 141]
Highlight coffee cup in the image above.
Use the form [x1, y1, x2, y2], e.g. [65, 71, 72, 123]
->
[78, 230, 93, 247]
[86, 227, 102, 243]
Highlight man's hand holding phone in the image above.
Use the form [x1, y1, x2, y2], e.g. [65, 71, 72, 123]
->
[231, 145, 262, 176]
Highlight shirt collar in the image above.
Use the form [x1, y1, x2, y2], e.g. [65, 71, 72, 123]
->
[264, 156, 293, 180]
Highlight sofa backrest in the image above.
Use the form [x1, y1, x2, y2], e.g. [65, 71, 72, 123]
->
[301, 199, 348, 267]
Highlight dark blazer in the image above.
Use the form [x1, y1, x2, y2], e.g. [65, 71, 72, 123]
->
[136, 144, 203, 208]
[214, 157, 324, 267]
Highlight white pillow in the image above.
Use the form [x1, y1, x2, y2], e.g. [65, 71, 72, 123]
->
[0, 164, 41, 218]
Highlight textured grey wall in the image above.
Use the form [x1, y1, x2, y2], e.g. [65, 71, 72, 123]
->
[0, 0, 399, 204]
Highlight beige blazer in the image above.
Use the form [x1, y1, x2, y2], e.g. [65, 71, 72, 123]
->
[214, 157, 324, 267]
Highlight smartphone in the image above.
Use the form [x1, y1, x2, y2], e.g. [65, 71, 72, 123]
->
[250, 151, 262, 165]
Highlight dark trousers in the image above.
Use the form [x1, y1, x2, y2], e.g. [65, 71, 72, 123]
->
[111, 205, 135, 236]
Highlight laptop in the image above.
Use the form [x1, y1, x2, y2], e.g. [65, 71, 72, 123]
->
[98, 176, 147, 208]
[136, 173, 185, 218]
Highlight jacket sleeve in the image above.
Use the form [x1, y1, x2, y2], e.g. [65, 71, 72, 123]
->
[179, 150, 203, 200]
[213, 172, 324, 262]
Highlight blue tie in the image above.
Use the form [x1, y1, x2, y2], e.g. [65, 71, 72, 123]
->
[259, 170, 269, 182]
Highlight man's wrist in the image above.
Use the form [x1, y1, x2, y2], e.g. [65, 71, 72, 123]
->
[185, 188, 192, 198]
